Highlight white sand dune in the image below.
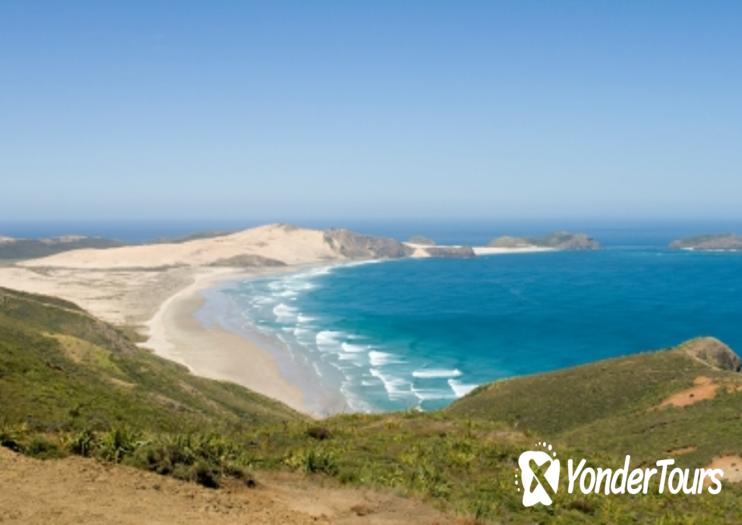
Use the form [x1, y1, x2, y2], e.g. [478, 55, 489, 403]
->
[20, 224, 340, 270]
[0, 224, 393, 415]
[0, 223, 414, 326]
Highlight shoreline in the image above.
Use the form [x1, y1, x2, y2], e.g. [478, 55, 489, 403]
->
[130, 250, 565, 418]
[142, 266, 310, 415]
[0, 224, 594, 419]
[141, 264, 349, 418]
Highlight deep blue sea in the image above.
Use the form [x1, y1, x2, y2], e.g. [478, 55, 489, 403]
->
[214, 246, 742, 413]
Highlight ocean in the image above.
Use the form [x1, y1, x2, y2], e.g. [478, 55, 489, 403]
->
[201, 244, 742, 413]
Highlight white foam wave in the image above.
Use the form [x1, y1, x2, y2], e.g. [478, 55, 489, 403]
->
[448, 379, 479, 398]
[341, 342, 367, 353]
[338, 352, 364, 362]
[341, 259, 382, 268]
[306, 266, 333, 276]
[272, 303, 298, 321]
[412, 368, 462, 379]
[370, 368, 411, 400]
[339, 380, 374, 413]
[368, 350, 401, 366]
[411, 386, 456, 401]
[315, 330, 344, 350]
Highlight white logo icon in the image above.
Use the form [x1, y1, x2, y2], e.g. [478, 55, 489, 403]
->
[515, 443, 724, 506]
[515, 442, 560, 507]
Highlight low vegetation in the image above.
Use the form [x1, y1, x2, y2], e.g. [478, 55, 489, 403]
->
[0, 236, 122, 260]
[1, 287, 740, 523]
[0, 286, 305, 435]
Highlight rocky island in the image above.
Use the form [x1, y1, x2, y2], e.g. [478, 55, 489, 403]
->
[406, 235, 436, 245]
[670, 234, 742, 251]
[404, 234, 475, 258]
[488, 231, 600, 250]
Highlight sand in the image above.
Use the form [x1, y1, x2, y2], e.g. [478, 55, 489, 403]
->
[0, 265, 199, 325]
[143, 266, 348, 416]
[143, 268, 312, 414]
[19, 224, 339, 270]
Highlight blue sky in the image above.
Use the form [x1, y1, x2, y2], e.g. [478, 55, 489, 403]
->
[1, 1, 741, 222]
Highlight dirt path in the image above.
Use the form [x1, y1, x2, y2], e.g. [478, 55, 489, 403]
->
[0, 448, 453, 524]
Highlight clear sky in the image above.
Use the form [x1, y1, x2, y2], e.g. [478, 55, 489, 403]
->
[1, 1, 741, 222]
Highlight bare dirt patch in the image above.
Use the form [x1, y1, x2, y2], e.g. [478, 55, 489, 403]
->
[658, 376, 719, 408]
[0, 448, 452, 524]
[707, 455, 742, 483]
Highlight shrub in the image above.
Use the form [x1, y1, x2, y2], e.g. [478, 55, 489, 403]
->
[26, 436, 63, 459]
[193, 460, 220, 488]
[96, 428, 142, 462]
[0, 423, 26, 452]
[127, 433, 252, 489]
[305, 449, 339, 475]
[65, 429, 96, 457]
[306, 426, 332, 440]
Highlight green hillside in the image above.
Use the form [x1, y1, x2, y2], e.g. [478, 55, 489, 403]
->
[447, 338, 742, 469]
[0, 286, 305, 435]
[1, 287, 740, 523]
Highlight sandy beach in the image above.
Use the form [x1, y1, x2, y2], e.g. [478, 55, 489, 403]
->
[143, 266, 349, 417]
[142, 268, 312, 415]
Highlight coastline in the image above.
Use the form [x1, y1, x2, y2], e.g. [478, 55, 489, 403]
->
[0, 224, 603, 418]
[142, 264, 348, 418]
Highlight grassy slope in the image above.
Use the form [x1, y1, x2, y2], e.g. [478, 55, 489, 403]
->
[446, 341, 742, 469]
[244, 339, 741, 523]
[0, 287, 305, 434]
[1, 287, 740, 523]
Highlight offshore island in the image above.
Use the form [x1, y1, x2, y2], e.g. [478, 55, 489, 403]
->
[670, 234, 742, 251]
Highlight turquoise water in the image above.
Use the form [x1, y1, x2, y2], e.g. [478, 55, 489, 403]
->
[212, 247, 742, 412]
